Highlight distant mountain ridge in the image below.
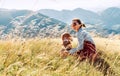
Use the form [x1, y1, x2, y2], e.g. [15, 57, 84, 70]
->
[39, 7, 120, 26]
[101, 7, 120, 26]
[0, 11, 70, 38]
[39, 7, 120, 36]
[0, 9, 32, 26]
[0, 7, 120, 38]
[39, 8, 101, 24]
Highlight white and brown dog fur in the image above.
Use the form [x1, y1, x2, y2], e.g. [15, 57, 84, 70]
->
[60, 33, 72, 58]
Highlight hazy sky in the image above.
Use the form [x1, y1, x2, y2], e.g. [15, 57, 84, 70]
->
[0, 0, 120, 12]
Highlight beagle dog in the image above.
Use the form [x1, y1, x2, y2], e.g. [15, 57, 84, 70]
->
[60, 33, 72, 58]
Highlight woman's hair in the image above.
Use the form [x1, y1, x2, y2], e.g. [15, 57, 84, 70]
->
[72, 18, 86, 27]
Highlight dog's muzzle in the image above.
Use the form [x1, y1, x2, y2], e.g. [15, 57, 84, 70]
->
[63, 40, 72, 51]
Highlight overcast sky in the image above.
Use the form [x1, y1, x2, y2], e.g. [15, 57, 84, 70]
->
[0, 0, 120, 12]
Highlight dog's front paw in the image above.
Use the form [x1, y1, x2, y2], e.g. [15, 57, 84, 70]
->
[60, 50, 69, 58]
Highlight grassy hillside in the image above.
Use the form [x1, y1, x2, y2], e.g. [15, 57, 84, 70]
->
[0, 38, 120, 76]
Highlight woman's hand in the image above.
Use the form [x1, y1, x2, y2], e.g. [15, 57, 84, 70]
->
[69, 48, 77, 55]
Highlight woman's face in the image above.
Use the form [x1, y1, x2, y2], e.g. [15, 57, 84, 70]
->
[71, 21, 81, 32]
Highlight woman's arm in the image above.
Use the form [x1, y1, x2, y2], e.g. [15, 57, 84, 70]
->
[76, 32, 85, 51]
[69, 31, 85, 54]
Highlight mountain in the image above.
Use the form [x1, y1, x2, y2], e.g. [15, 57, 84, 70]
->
[39, 8, 101, 24]
[39, 7, 120, 35]
[39, 7, 120, 25]
[100, 7, 120, 35]
[101, 7, 120, 26]
[1, 12, 70, 38]
[0, 9, 32, 26]
[0, 7, 120, 38]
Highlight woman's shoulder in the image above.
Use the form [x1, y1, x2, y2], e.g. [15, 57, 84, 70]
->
[78, 28, 90, 35]
[77, 29, 87, 37]
[81, 29, 88, 34]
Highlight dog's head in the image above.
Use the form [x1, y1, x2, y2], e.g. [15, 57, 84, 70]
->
[61, 33, 72, 51]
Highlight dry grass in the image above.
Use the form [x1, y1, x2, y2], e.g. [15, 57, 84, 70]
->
[0, 37, 120, 76]
[94, 37, 120, 53]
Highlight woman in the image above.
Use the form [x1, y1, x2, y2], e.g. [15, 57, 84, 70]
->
[69, 19, 114, 75]
[69, 18, 96, 61]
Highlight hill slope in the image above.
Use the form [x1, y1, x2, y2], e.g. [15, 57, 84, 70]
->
[39, 8, 101, 24]
[0, 38, 120, 76]
[39, 7, 120, 35]
[0, 11, 70, 38]
[0, 9, 32, 25]
[0, 8, 120, 38]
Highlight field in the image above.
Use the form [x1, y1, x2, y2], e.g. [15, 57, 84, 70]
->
[0, 37, 120, 76]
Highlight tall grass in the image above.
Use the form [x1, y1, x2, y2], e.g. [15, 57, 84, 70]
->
[0, 38, 120, 76]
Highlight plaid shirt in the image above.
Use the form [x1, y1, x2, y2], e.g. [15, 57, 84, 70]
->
[69, 28, 95, 54]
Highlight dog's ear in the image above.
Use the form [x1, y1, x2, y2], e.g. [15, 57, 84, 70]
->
[61, 33, 65, 41]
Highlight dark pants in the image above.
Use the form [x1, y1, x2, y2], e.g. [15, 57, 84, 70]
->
[76, 41, 114, 76]
[77, 41, 96, 59]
